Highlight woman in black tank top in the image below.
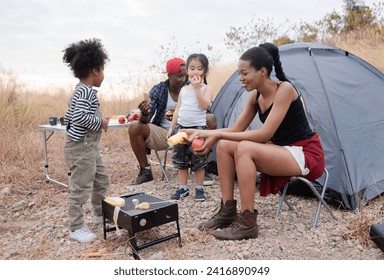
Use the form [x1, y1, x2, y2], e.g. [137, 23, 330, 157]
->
[182, 43, 325, 241]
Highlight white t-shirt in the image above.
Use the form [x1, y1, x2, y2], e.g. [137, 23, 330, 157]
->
[159, 90, 177, 129]
[177, 84, 207, 127]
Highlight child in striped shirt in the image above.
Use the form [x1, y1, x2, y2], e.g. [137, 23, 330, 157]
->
[62, 38, 110, 243]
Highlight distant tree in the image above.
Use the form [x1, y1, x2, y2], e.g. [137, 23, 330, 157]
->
[149, 37, 223, 75]
[273, 36, 295, 46]
[322, 10, 344, 36]
[150, 36, 183, 74]
[205, 44, 223, 66]
[182, 42, 223, 66]
[342, 0, 377, 32]
[373, 2, 384, 34]
[224, 15, 279, 55]
[372, 1, 384, 27]
[293, 21, 320, 42]
[292, 1, 383, 42]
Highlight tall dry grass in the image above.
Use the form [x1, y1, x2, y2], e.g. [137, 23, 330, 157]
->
[328, 30, 384, 72]
[0, 64, 234, 188]
[0, 77, 133, 187]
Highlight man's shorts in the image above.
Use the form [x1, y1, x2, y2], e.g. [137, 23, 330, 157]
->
[145, 123, 169, 151]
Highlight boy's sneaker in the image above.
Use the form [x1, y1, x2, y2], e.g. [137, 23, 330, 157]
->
[203, 172, 214, 186]
[171, 188, 189, 200]
[69, 226, 96, 243]
[195, 188, 206, 201]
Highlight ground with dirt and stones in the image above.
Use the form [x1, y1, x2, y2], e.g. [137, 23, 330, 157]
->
[1, 145, 383, 260]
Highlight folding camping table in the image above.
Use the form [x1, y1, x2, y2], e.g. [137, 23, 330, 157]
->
[38, 121, 130, 188]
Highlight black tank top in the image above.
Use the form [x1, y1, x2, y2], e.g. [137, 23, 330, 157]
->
[257, 83, 312, 146]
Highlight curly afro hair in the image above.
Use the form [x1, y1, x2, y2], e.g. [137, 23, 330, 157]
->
[62, 38, 109, 79]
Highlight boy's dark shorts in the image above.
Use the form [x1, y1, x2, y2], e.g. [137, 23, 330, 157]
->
[171, 124, 208, 171]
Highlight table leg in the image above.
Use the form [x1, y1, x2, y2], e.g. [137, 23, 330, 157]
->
[42, 130, 68, 188]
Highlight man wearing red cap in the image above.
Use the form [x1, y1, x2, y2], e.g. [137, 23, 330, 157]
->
[128, 58, 188, 184]
[129, 58, 216, 185]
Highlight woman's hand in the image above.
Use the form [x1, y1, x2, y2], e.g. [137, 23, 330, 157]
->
[178, 128, 197, 145]
[181, 129, 217, 155]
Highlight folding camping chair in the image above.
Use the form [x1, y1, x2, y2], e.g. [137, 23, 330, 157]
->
[275, 168, 337, 231]
[150, 147, 173, 183]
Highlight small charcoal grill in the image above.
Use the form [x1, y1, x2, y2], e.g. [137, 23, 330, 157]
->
[102, 192, 181, 259]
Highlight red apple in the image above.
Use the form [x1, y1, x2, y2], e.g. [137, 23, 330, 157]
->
[104, 116, 110, 121]
[191, 138, 205, 150]
[118, 116, 126, 124]
[128, 112, 139, 122]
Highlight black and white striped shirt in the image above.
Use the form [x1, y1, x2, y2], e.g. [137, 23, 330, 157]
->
[64, 83, 102, 141]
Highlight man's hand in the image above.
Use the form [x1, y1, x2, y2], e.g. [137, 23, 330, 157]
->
[165, 109, 175, 121]
[138, 100, 150, 115]
[138, 100, 150, 123]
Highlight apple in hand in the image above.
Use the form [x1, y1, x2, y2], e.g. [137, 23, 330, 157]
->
[128, 112, 139, 122]
[165, 109, 174, 121]
[118, 116, 126, 124]
[191, 138, 205, 150]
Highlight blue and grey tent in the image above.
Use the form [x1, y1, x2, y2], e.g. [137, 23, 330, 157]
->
[209, 42, 384, 210]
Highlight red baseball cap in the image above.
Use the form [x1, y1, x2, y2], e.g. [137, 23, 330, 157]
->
[163, 58, 186, 74]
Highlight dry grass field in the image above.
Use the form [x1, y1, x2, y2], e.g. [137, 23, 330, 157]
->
[1, 34, 383, 260]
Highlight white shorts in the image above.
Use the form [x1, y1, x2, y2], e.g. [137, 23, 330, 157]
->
[283, 145, 309, 176]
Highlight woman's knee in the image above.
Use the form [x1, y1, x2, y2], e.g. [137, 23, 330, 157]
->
[217, 139, 235, 155]
[235, 141, 261, 160]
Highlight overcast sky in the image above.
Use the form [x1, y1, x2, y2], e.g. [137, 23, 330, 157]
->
[0, 0, 378, 96]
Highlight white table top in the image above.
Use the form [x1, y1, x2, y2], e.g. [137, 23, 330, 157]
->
[38, 121, 131, 134]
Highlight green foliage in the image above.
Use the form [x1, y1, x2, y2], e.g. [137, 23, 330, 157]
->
[342, 0, 377, 32]
[293, 21, 320, 42]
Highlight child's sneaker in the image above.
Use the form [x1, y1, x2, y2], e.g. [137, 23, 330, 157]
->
[69, 226, 96, 243]
[171, 188, 189, 200]
[195, 188, 206, 201]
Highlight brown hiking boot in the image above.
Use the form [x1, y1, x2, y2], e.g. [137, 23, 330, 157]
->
[213, 209, 259, 240]
[132, 166, 154, 185]
[198, 200, 237, 230]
